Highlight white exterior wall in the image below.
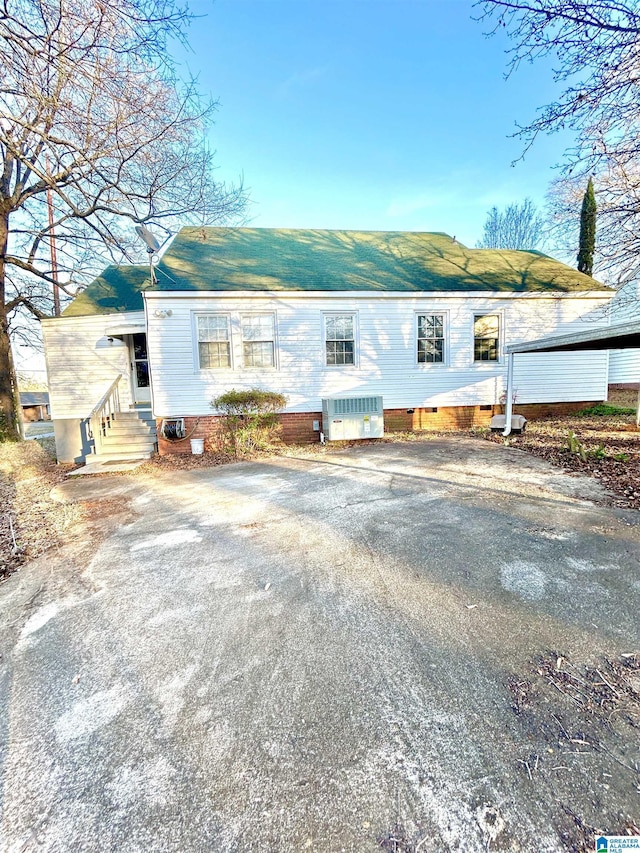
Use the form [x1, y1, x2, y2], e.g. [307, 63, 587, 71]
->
[144, 291, 612, 416]
[609, 349, 640, 384]
[608, 280, 640, 384]
[41, 311, 142, 418]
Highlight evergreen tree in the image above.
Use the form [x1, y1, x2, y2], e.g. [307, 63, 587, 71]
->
[577, 179, 597, 277]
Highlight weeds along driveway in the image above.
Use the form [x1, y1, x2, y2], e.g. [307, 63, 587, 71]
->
[1, 436, 639, 852]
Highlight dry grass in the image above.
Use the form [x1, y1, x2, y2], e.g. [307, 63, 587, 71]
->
[0, 441, 81, 579]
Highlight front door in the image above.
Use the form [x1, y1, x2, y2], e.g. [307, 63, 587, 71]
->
[129, 333, 151, 405]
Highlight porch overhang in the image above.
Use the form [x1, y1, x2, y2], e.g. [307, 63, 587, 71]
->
[104, 322, 146, 337]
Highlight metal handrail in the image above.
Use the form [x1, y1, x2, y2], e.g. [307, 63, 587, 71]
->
[87, 374, 122, 455]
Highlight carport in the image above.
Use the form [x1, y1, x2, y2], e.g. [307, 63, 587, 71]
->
[503, 319, 640, 434]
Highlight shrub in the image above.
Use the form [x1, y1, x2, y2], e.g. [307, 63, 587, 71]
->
[211, 388, 288, 458]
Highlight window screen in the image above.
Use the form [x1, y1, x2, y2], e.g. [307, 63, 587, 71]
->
[474, 314, 500, 362]
[197, 315, 231, 369]
[417, 314, 445, 363]
[325, 314, 355, 366]
[241, 314, 275, 368]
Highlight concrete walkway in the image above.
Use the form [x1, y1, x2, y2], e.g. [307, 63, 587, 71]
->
[1, 437, 638, 851]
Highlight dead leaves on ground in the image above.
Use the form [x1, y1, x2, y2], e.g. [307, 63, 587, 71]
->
[0, 442, 79, 579]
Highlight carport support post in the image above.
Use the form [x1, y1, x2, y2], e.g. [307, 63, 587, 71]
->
[502, 352, 514, 437]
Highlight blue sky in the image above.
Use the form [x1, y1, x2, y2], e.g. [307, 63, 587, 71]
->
[18, 0, 572, 376]
[178, 0, 570, 247]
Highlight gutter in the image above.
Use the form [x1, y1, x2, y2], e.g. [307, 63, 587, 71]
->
[502, 353, 515, 437]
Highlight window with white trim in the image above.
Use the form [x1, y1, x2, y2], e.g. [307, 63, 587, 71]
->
[325, 314, 355, 366]
[417, 314, 445, 363]
[241, 314, 275, 368]
[197, 314, 231, 369]
[474, 313, 500, 362]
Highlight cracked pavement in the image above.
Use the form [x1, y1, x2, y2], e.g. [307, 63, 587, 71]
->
[0, 436, 639, 851]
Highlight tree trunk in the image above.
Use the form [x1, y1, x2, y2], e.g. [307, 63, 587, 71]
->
[0, 212, 21, 441]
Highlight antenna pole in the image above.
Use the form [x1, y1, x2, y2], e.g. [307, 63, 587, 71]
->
[148, 249, 156, 286]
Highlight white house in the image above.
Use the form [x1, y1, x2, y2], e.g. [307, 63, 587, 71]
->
[608, 278, 640, 385]
[41, 227, 615, 464]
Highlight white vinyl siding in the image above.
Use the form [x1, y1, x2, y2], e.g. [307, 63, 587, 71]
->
[41, 312, 139, 419]
[144, 291, 613, 417]
[609, 349, 640, 383]
[608, 281, 640, 383]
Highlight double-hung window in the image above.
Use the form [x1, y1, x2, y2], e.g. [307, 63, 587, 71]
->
[417, 314, 445, 364]
[241, 314, 275, 368]
[197, 315, 231, 369]
[325, 314, 355, 366]
[474, 314, 500, 362]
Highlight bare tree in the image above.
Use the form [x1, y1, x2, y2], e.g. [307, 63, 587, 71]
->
[545, 171, 639, 288]
[477, 1, 640, 280]
[476, 198, 544, 249]
[17, 372, 48, 392]
[0, 0, 247, 439]
[546, 164, 640, 283]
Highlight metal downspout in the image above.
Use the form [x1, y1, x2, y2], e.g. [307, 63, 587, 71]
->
[502, 352, 514, 437]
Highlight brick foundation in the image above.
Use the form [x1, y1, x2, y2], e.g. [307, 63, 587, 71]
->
[156, 412, 323, 455]
[156, 401, 600, 455]
[383, 401, 597, 432]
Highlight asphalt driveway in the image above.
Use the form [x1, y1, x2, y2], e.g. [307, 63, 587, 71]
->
[1, 437, 639, 852]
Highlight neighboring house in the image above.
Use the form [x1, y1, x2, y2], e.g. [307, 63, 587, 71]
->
[41, 227, 615, 465]
[19, 391, 50, 422]
[608, 278, 640, 385]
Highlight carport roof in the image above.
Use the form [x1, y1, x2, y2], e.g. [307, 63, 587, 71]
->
[505, 320, 640, 354]
[20, 391, 50, 407]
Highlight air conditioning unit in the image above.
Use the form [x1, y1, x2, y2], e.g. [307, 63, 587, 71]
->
[322, 396, 384, 441]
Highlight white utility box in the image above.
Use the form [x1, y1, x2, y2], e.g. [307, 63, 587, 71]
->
[322, 396, 384, 440]
[490, 414, 527, 434]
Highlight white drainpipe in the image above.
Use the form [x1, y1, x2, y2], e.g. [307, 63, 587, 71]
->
[502, 352, 515, 437]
